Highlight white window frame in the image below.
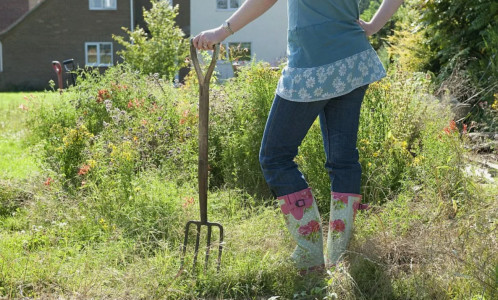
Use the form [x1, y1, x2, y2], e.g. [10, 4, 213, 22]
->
[85, 42, 113, 67]
[89, 0, 117, 10]
[216, 0, 241, 11]
[0, 41, 3, 72]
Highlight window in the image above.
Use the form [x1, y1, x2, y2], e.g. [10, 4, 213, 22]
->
[223, 42, 251, 62]
[217, 0, 240, 10]
[85, 42, 113, 66]
[0, 41, 3, 72]
[89, 0, 117, 10]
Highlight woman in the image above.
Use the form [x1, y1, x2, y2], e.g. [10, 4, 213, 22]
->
[193, 0, 404, 272]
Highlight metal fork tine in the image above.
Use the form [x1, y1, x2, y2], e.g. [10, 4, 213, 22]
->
[192, 223, 201, 270]
[205, 225, 212, 271]
[216, 224, 224, 272]
[180, 221, 192, 269]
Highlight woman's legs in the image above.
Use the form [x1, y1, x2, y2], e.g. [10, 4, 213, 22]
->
[259, 86, 368, 269]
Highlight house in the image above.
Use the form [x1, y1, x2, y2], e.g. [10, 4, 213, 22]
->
[0, 0, 190, 91]
[0, 0, 285, 91]
[190, 0, 287, 66]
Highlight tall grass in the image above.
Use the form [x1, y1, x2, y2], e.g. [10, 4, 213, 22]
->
[0, 63, 496, 299]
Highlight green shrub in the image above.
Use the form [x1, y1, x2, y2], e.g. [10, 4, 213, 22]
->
[113, 0, 188, 80]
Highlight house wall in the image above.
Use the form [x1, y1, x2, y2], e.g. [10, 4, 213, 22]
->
[190, 0, 287, 65]
[0, 0, 131, 91]
[173, 0, 190, 36]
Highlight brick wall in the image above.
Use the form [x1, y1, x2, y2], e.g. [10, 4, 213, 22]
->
[0, 0, 131, 90]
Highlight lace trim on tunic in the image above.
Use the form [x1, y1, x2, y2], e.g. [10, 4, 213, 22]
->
[276, 48, 386, 102]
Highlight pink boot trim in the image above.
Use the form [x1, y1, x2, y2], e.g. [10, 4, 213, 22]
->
[278, 188, 313, 221]
[331, 192, 369, 219]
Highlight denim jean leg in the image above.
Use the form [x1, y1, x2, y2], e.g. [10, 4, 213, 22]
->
[319, 85, 368, 194]
[259, 94, 327, 197]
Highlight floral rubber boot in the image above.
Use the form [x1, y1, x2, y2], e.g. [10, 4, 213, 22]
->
[278, 187, 324, 271]
[326, 192, 369, 266]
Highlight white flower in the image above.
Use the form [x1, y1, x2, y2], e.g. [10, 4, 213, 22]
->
[314, 87, 324, 97]
[351, 77, 362, 87]
[333, 78, 345, 93]
[327, 65, 335, 75]
[317, 68, 327, 83]
[303, 69, 312, 78]
[293, 74, 302, 84]
[339, 64, 347, 76]
[298, 88, 311, 99]
[358, 62, 369, 76]
[306, 77, 316, 89]
[346, 57, 355, 69]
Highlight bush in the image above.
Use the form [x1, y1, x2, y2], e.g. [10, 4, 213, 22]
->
[113, 0, 188, 80]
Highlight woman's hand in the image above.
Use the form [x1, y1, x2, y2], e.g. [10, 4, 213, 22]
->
[357, 0, 404, 37]
[192, 0, 278, 50]
[357, 19, 378, 37]
[192, 27, 230, 50]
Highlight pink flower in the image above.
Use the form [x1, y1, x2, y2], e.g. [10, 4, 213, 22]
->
[298, 220, 321, 236]
[309, 220, 320, 233]
[298, 224, 312, 236]
[330, 219, 345, 232]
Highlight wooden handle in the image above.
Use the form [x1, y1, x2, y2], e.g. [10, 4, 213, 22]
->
[189, 41, 220, 223]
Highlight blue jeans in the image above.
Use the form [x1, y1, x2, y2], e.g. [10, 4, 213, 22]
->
[259, 85, 368, 197]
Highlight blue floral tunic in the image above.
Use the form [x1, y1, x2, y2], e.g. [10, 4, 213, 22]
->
[276, 0, 386, 102]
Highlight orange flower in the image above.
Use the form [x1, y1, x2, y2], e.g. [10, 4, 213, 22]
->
[18, 104, 29, 111]
[443, 120, 458, 135]
[96, 89, 111, 103]
[182, 196, 195, 208]
[78, 164, 91, 176]
[449, 120, 457, 131]
[44, 177, 53, 186]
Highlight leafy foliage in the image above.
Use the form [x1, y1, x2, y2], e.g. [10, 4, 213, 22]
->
[421, 0, 498, 88]
[113, 0, 188, 80]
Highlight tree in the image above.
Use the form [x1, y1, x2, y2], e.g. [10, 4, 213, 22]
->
[113, 0, 188, 80]
[421, 0, 498, 87]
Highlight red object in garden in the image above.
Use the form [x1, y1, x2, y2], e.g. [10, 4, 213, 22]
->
[52, 61, 63, 93]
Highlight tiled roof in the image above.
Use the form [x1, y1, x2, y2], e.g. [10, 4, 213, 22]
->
[0, 0, 44, 33]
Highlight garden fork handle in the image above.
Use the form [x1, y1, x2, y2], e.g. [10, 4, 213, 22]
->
[189, 41, 220, 224]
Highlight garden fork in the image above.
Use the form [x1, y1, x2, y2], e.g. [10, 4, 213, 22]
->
[180, 41, 224, 272]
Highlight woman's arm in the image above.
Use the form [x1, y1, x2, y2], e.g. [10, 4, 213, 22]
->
[192, 0, 278, 50]
[357, 0, 404, 36]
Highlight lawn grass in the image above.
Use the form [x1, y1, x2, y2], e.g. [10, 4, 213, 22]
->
[0, 92, 43, 180]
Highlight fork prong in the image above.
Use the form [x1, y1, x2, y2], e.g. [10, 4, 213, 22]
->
[215, 224, 224, 272]
[180, 221, 193, 269]
[205, 225, 212, 271]
[192, 223, 201, 270]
